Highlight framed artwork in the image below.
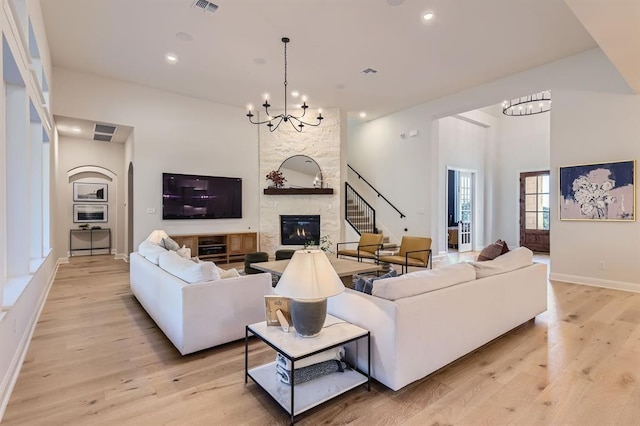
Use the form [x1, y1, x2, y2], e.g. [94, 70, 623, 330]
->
[73, 182, 108, 202]
[73, 204, 108, 223]
[559, 160, 635, 221]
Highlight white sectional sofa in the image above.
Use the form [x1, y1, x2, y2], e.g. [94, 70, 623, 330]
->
[130, 249, 272, 355]
[327, 247, 547, 391]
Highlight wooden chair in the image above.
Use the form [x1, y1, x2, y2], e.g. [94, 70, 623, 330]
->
[336, 233, 384, 262]
[377, 236, 432, 274]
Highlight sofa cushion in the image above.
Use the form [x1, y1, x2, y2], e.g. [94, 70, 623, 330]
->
[138, 240, 167, 265]
[217, 266, 241, 279]
[477, 239, 509, 261]
[371, 263, 476, 301]
[354, 270, 398, 294]
[467, 246, 533, 278]
[158, 250, 220, 283]
[161, 236, 180, 251]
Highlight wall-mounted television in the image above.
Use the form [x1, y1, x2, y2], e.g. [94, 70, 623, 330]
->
[162, 173, 242, 220]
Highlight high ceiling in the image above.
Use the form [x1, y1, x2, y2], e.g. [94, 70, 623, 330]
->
[40, 0, 601, 121]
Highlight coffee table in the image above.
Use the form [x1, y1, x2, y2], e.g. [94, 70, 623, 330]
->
[251, 256, 382, 288]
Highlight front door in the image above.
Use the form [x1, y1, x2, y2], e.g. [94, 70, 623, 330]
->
[458, 171, 473, 252]
[520, 171, 550, 252]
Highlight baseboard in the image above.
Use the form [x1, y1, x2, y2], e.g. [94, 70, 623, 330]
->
[549, 272, 640, 294]
[0, 259, 58, 421]
[114, 253, 128, 262]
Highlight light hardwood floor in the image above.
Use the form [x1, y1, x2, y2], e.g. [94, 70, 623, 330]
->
[3, 254, 640, 425]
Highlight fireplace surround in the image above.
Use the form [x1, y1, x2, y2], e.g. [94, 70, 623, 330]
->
[280, 215, 320, 246]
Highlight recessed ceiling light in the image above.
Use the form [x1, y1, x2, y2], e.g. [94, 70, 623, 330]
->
[166, 53, 178, 64]
[423, 12, 435, 21]
[291, 91, 299, 98]
[359, 112, 367, 119]
[176, 32, 193, 42]
[71, 127, 81, 133]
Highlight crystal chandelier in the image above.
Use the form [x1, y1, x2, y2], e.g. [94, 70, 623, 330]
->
[502, 91, 551, 116]
[246, 37, 323, 132]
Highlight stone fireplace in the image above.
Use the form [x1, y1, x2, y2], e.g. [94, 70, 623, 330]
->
[280, 215, 320, 246]
[258, 108, 345, 255]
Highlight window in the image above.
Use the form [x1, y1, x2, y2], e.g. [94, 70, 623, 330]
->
[524, 174, 550, 230]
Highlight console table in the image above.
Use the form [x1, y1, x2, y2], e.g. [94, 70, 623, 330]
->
[69, 228, 111, 256]
[245, 315, 370, 424]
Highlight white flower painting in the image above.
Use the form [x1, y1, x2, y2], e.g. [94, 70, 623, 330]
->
[560, 160, 635, 221]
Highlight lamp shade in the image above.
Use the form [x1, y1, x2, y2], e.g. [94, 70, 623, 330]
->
[146, 230, 169, 245]
[274, 250, 345, 300]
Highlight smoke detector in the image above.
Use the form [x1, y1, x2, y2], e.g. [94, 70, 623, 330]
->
[192, 0, 219, 14]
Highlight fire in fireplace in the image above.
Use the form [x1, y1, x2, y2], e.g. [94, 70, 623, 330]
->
[280, 215, 321, 246]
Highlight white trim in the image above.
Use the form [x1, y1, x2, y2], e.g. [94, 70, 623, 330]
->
[549, 273, 640, 294]
[0, 261, 58, 421]
[114, 253, 128, 261]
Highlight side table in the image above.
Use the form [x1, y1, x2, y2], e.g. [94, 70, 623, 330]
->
[245, 315, 370, 424]
[69, 228, 111, 256]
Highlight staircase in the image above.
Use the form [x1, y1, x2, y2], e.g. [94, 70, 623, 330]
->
[345, 198, 397, 251]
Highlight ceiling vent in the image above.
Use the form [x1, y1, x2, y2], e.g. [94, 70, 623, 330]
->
[192, 0, 218, 14]
[93, 134, 112, 142]
[362, 68, 378, 75]
[95, 124, 116, 134]
[94, 123, 116, 142]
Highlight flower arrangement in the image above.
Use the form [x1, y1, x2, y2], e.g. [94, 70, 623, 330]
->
[303, 234, 334, 254]
[266, 170, 286, 188]
[572, 175, 615, 219]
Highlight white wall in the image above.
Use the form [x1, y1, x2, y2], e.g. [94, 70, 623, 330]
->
[52, 68, 260, 249]
[437, 113, 493, 253]
[347, 112, 430, 244]
[550, 90, 640, 291]
[348, 48, 639, 291]
[493, 110, 550, 248]
[55, 136, 125, 257]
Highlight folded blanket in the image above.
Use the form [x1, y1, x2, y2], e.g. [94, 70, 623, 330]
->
[275, 346, 344, 371]
[276, 360, 348, 385]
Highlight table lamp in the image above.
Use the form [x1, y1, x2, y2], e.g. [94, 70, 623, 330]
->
[274, 250, 345, 337]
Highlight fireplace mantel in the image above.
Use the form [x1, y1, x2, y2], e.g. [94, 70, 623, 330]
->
[263, 188, 334, 195]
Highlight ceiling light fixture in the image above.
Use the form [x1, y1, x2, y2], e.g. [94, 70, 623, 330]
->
[247, 37, 323, 132]
[423, 12, 435, 21]
[165, 53, 178, 64]
[359, 112, 367, 119]
[502, 91, 551, 116]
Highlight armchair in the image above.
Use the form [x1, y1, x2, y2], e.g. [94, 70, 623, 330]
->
[336, 233, 384, 262]
[377, 236, 432, 274]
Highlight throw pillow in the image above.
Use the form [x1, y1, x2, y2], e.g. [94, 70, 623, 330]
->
[161, 236, 180, 251]
[477, 239, 509, 261]
[354, 270, 398, 295]
[219, 268, 241, 279]
[176, 245, 191, 259]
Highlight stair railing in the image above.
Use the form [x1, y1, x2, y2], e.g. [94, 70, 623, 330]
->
[348, 164, 406, 218]
[345, 182, 377, 235]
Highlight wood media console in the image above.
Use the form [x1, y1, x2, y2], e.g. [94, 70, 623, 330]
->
[169, 232, 257, 264]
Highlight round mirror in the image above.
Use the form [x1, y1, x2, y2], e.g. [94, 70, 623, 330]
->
[278, 155, 323, 188]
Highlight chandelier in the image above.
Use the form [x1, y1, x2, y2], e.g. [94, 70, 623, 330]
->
[502, 91, 551, 116]
[246, 37, 323, 132]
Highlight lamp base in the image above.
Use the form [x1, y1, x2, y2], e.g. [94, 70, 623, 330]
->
[290, 298, 327, 337]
